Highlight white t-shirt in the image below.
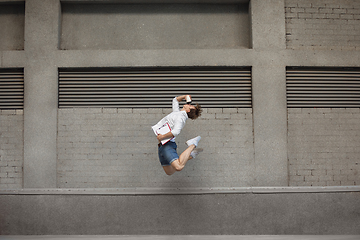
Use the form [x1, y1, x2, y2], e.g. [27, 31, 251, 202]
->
[152, 97, 188, 142]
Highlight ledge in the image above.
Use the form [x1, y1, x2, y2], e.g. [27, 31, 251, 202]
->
[59, 0, 250, 3]
[0, 235, 359, 240]
[0, 186, 359, 195]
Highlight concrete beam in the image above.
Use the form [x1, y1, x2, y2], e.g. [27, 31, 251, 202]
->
[284, 50, 360, 67]
[55, 49, 360, 68]
[1, 51, 26, 68]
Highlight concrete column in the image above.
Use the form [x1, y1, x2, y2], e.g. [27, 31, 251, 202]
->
[250, 0, 286, 50]
[250, 0, 288, 186]
[23, 0, 60, 188]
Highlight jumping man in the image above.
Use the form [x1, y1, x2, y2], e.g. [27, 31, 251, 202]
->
[152, 95, 203, 175]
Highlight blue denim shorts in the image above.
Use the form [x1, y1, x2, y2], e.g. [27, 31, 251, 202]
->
[158, 141, 179, 166]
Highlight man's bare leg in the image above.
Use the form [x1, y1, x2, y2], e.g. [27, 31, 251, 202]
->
[162, 136, 201, 175]
[163, 165, 176, 176]
[162, 144, 195, 175]
[177, 144, 196, 167]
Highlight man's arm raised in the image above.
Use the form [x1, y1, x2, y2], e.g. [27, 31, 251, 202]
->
[176, 95, 189, 102]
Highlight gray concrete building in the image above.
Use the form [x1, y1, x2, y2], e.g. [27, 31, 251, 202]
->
[0, 0, 360, 235]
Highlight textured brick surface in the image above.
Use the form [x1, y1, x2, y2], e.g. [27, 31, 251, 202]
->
[285, 0, 360, 50]
[288, 108, 360, 186]
[0, 110, 23, 189]
[57, 107, 254, 188]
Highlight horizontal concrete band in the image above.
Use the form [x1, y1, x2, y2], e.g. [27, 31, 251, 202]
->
[1, 186, 360, 195]
[0, 0, 250, 2]
[0, 235, 359, 240]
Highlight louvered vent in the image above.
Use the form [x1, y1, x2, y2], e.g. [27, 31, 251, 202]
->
[286, 67, 360, 108]
[59, 67, 252, 108]
[0, 69, 24, 109]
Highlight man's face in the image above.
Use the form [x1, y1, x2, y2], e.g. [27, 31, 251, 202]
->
[183, 104, 195, 113]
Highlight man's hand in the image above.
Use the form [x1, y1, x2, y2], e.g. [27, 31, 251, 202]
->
[157, 134, 164, 143]
[157, 132, 175, 143]
[176, 95, 191, 102]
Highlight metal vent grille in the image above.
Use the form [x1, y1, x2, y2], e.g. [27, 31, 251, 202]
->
[0, 69, 24, 109]
[59, 67, 251, 108]
[286, 67, 360, 108]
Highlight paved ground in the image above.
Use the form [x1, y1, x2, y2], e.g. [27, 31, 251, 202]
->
[0, 236, 359, 240]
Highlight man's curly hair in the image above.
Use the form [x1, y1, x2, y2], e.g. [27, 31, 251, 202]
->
[187, 103, 202, 120]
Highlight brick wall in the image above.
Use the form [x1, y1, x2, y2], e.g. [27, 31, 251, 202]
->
[0, 110, 23, 189]
[57, 107, 254, 188]
[285, 0, 360, 50]
[288, 108, 360, 186]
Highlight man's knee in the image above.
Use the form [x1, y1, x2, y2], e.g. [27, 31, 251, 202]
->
[171, 160, 184, 172]
[163, 165, 176, 176]
[174, 165, 184, 172]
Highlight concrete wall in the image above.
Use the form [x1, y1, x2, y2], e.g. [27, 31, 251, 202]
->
[288, 108, 360, 186]
[0, 110, 23, 189]
[60, 3, 250, 50]
[285, 0, 360, 50]
[0, 2, 25, 51]
[57, 108, 254, 188]
[1, 191, 360, 235]
[0, 0, 360, 235]
[0, 0, 359, 190]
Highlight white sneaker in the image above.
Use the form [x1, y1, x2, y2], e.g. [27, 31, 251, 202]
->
[190, 148, 203, 158]
[186, 136, 201, 147]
